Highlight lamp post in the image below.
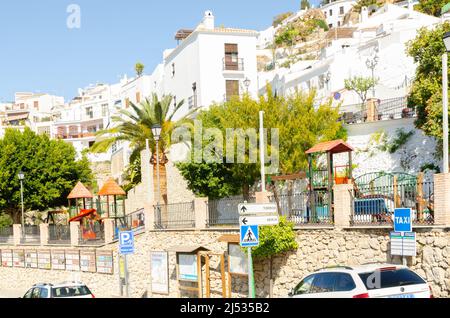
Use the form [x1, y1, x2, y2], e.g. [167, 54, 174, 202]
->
[18, 171, 25, 237]
[442, 32, 450, 173]
[244, 77, 251, 94]
[324, 71, 331, 92]
[151, 124, 163, 227]
[366, 54, 379, 98]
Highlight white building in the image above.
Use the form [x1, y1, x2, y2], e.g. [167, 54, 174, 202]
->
[321, 0, 357, 28]
[157, 11, 259, 121]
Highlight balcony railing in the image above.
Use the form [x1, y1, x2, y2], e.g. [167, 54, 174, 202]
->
[20, 226, 41, 245]
[48, 225, 71, 245]
[207, 196, 256, 227]
[223, 58, 244, 71]
[154, 202, 195, 229]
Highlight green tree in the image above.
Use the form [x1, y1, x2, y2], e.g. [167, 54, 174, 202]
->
[91, 93, 195, 205]
[275, 24, 300, 50]
[0, 128, 93, 223]
[301, 0, 311, 10]
[177, 87, 346, 199]
[415, 0, 448, 17]
[251, 217, 298, 297]
[406, 22, 450, 145]
[272, 12, 293, 28]
[135, 62, 145, 77]
[0, 213, 13, 228]
[344, 76, 378, 105]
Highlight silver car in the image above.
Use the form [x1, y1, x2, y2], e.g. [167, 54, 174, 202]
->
[22, 282, 95, 298]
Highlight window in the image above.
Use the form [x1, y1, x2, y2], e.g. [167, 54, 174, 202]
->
[293, 275, 315, 295]
[136, 92, 141, 103]
[338, 21, 341, 27]
[310, 273, 337, 293]
[51, 286, 92, 298]
[172, 63, 175, 77]
[125, 98, 130, 108]
[34, 101, 39, 109]
[23, 289, 33, 298]
[224, 44, 239, 71]
[340, 6, 344, 15]
[334, 273, 356, 292]
[86, 107, 93, 119]
[40, 287, 49, 298]
[225, 80, 240, 101]
[31, 288, 41, 299]
[329, 9, 332, 16]
[329, 24, 333, 29]
[359, 269, 426, 290]
[101, 104, 108, 117]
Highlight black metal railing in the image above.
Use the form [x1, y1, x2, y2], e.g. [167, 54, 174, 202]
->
[339, 97, 413, 125]
[350, 181, 434, 226]
[78, 222, 105, 245]
[0, 226, 14, 244]
[207, 196, 256, 227]
[20, 225, 41, 245]
[154, 202, 195, 229]
[270, 190, 333, 226]
[223, 58, 244, 71]
[48, 225, 71, 245]
[114, 208, 146, 239]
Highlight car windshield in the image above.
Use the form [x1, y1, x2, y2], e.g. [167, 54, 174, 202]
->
[51, 286, 91, 298]
[358, 268, 425, 290]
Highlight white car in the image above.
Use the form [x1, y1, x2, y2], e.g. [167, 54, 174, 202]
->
[22, 282, 95, 298]
[288, 264, 432, 298]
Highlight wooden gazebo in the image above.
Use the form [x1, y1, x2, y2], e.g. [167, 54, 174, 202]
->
[67, 181, 94, 218]
[97, 178, 126, 219]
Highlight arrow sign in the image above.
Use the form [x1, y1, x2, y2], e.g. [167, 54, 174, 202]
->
[238, 203, 277, 215]
[240, 215, 279, 227]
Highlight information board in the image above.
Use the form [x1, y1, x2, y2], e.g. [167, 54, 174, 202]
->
[38, 250, 51, 270]
[25, 250, 38, 268]
[80, 250, 96, 272]
[51, 250, 66, 270]
[150, 251, 169, 294]
[13, 250, 25, 268]
[65, 250, 80, 271]
[228, 243, 248, 275]
[1, 249, 13, 267]
[96, 251, 113, 274]
[178, 253, 198, 282]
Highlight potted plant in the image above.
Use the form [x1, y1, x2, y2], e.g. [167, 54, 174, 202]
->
[335, 170, 349, 185]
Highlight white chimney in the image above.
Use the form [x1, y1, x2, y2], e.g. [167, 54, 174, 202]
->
[360, 7, 369, 23]
[203, 10, 215, 30]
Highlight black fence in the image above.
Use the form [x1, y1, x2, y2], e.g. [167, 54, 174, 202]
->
[20, 225, 41, 245]
[154, 202, 195, 229]
[48, 225, 71, 245]
[78, 222, 105, 246]
[339, 97, 414, 125]
[0, 226, 14, 244]
[270, 190, 333, 226]
[114, 208, 146, 240]
[207, 196, 256, 227]
[350, 181, 434, 226]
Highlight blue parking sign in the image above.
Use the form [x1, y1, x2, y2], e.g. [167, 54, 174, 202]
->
[119, 231, 135, 255]
[394, 208, 412, 233]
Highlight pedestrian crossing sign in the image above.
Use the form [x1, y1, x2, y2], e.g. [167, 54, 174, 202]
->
[240, 225, 259, 247]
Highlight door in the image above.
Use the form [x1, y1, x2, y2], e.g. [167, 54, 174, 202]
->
[226, 80, 239, 101]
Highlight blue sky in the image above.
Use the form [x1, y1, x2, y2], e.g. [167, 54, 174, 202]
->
[0, 1, 321, 102]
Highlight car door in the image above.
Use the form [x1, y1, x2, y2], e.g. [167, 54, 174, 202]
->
[307, 273, 338, 298]
[332, 273, 358, 298]
[23, 288, 34, 298]
[31, 288, 41, 299]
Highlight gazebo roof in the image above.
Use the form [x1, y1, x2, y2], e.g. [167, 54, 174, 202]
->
[98, 178, 126, 196]
[305, 139, 354, 155]
[67, 181, 94, 199]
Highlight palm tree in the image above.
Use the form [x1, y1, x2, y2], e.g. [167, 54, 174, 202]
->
[91, 93, 195, 220]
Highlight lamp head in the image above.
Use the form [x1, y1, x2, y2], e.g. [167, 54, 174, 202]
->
[18, 171, 25, 180]
[243, 77, 251, 88]
[444, 32, 450, 53]
[151, 124, 162, 141]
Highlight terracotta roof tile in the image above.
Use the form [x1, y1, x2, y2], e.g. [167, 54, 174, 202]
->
[305, 139, 354, 155]
[67, 181, 94, 199]
[98, 178, 126, 196]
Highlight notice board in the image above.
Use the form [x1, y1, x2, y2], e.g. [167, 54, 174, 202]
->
[25, 250, 38, 268]
[80, 250, 96, 272]
[96, 251, 113, 274]
[1, 249, 13, 267]
[13, 250, 25, 268]
[65, 250, 80, 271]
[51, 250, 66, 270]
[38, 250, 51, 270]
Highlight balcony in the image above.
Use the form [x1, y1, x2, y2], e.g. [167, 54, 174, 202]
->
[223, 58, 244, 71]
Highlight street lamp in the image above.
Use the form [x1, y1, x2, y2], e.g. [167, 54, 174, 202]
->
[244, 77, 251, 93]
[442, 32, 450, 173]
[18, 171, 25, 236]
[366, 54, 379, 98]
[324, 71, 331, 91]
[151, 124, 162, 227]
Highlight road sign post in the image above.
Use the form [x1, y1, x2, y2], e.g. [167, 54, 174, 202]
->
[119, 231, 135, 298]
[240, 225, 259, 299]
[248, 247, 255, 298]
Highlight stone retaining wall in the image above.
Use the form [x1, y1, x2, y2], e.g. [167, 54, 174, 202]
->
[0, 227, 449, 298]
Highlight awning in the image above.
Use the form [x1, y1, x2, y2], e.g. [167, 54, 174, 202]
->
[69, 209, 96, 223]
[306, 139, 354, 155]
[6, 113, 29, 122]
